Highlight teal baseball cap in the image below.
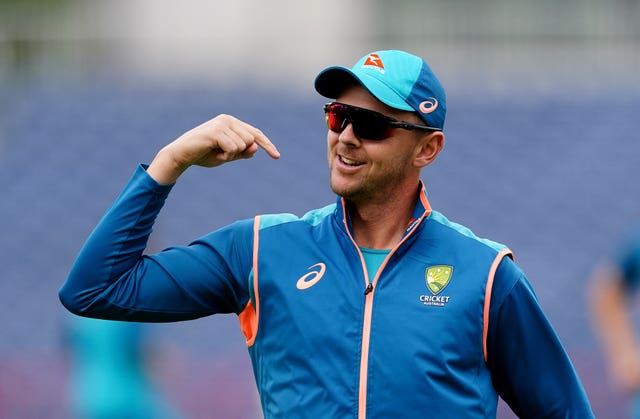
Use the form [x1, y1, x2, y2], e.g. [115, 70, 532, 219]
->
[314, 50, 446, 130]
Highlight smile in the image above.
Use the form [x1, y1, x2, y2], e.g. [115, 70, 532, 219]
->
[339, 155, 364, 167]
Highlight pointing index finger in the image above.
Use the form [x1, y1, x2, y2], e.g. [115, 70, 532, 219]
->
[253, 128, 281, 159]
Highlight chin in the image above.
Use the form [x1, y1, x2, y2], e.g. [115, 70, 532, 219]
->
[330, 182, 354, 199]
[330, 173, 372, 201]
[330, 182, 366, 202]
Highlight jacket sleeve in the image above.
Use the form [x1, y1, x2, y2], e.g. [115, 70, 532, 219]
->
[58, 165, 254, 322]
[487, 257, 594, 418]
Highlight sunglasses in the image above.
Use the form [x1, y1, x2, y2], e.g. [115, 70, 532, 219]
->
[323, 102, 441, 141]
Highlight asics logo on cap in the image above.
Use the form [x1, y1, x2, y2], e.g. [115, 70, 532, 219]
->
[419, 97, 438, 114]
[362, 53, 385, 73]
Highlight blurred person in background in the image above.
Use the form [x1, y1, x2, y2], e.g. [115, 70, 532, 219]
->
[59, 50, 593, 418]
[64, 315, 182, 419]
[589, 229, 640, 418]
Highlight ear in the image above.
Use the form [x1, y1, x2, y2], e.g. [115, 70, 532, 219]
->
[413, 131, 445, 168]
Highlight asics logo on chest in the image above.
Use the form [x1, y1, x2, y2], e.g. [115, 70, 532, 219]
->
[296, 263, 326, 290]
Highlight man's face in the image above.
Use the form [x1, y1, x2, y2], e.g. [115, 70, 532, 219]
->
[327, 85, 424, 204]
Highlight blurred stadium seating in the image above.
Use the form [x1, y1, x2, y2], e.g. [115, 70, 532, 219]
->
[1, 0, 639, 417]
[1, 80, 638, 418]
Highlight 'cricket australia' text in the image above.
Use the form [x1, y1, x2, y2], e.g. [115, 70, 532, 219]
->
[420, 295, 451, 307]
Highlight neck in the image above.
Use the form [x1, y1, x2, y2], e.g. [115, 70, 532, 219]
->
[347, 189, 418, 250]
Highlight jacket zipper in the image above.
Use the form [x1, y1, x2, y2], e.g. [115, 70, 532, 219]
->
[364, 282, 373, 295]
[341, 199, 429, 419]
[358, 277, 376, 419]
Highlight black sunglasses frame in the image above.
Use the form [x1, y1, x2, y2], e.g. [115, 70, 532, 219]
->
[323, 102, 441, 141]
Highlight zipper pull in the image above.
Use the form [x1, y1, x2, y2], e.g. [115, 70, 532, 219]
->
[364, 282, 373, 295]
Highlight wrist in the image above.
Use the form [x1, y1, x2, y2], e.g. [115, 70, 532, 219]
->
[147, 147, 186, 185]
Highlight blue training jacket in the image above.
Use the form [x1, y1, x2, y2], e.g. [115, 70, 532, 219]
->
[59, 165, 594, 418]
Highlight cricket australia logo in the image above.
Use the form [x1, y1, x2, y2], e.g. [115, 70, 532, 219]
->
[420, 265, 453, 307]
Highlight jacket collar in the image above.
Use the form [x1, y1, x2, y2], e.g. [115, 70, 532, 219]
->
[335, 180, 433, 239]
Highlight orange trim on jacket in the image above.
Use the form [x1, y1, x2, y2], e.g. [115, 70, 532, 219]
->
[483, 248, 514, 362]
[238, 215, 262, 346]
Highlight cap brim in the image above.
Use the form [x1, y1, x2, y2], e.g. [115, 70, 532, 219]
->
[314, 66, 413, 112]
[314, 66, 360, 100]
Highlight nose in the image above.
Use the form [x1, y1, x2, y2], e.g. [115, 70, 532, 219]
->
[337, 122, 360, 146]
[339, 116, 350, 131]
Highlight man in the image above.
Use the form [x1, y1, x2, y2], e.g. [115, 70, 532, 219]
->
[59, 50, 593, 418]
[589, 230, 640, 417]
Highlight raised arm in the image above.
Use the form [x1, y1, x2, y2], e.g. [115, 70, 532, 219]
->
[147, 114, 280, 184]
[59, 115, 279, 322]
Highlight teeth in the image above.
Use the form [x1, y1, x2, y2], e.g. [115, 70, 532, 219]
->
[340, 156, 362, 166]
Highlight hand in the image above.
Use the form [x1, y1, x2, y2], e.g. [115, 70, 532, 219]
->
[147, 114, 280, 184]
